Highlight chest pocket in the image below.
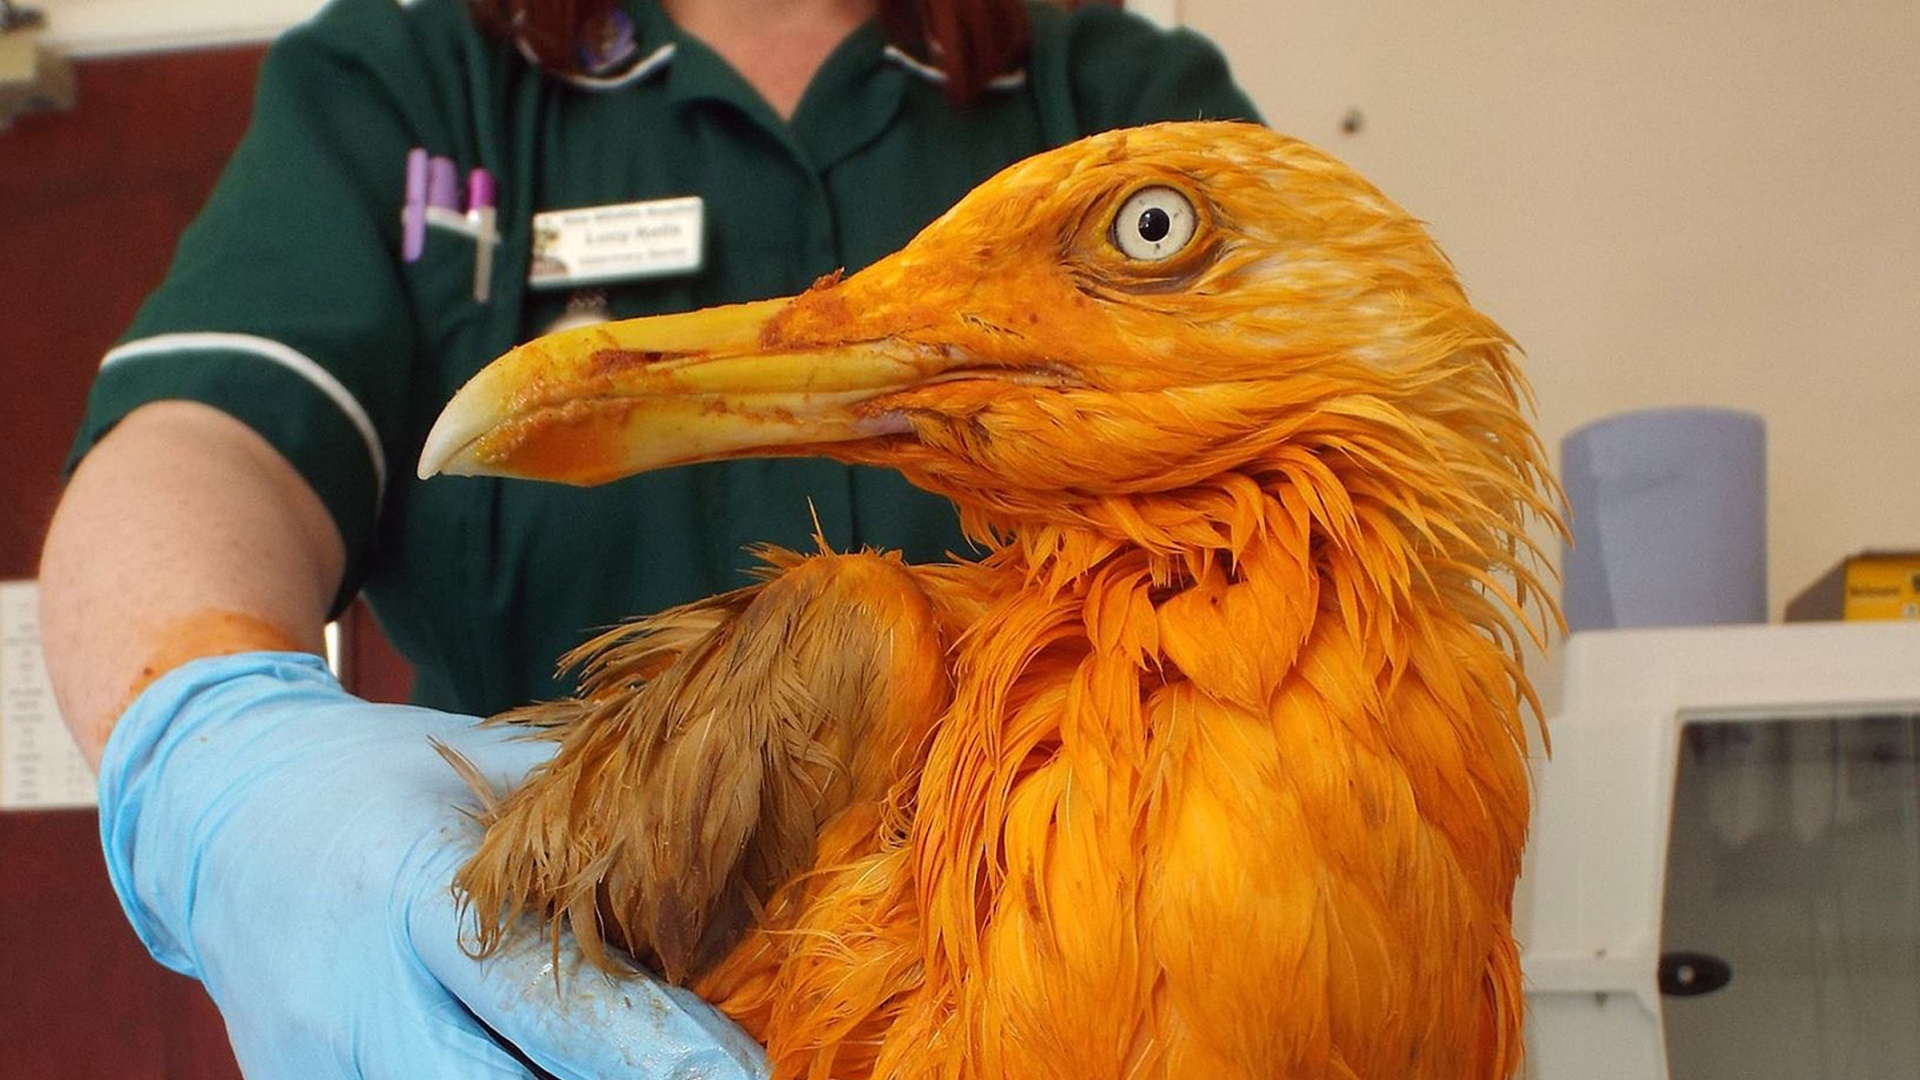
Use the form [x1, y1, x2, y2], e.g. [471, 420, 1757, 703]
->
[405, 211, 494, 355]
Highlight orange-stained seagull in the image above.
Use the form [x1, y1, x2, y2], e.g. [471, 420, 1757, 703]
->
[419, 120, 1562, 1080]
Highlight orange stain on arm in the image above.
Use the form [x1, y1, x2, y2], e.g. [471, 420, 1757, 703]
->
[117, 609, 311, 717]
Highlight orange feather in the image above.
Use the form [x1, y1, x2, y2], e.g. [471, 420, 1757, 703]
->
[431, 121, 1563, 1079]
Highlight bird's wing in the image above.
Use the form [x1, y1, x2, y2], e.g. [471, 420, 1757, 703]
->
[450, 548, 954, 982]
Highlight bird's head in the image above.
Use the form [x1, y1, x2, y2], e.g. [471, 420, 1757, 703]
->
[422, 121, 1555, 585]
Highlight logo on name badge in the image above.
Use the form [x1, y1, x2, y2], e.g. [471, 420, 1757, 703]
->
[528, 197, 705, 290]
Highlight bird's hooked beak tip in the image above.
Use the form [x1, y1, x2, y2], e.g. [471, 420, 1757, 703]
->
[416, 414, 478, 480]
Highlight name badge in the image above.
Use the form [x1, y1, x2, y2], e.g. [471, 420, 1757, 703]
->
[528, 197, 705, 290]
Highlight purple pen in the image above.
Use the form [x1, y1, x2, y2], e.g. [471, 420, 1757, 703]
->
[427, 156, 461, 212]
[402, 147, 428, 263]
[467, 167, 498, 302]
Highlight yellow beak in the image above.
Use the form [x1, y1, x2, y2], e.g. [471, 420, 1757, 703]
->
[417, 297, 952, 486]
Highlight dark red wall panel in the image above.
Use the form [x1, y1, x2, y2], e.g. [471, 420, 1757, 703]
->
[1, 46, 400, 1079]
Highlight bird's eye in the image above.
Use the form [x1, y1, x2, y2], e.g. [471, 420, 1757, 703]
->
[1111, 186, 1197, 262]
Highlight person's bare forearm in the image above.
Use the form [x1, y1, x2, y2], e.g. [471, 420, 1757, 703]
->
[39, 401, 347, 765]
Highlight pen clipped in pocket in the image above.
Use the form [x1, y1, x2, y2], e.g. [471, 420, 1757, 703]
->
[402, 148, 499, 303]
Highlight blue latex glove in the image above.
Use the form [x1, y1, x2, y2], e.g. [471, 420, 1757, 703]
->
[98, 651, 770, 1080]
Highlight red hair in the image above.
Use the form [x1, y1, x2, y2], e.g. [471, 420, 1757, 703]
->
[467, 1, 1046, 104]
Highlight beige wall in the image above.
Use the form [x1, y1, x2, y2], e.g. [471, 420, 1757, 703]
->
[1184, 0, 1920, 641]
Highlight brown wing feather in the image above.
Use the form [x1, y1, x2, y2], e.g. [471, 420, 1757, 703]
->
[451, 548, 953, 982]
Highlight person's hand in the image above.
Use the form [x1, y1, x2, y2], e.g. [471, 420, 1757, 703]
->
[98, 650, 770, 1079]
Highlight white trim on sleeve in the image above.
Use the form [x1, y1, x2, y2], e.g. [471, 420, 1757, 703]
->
[100, 332, 389, 499]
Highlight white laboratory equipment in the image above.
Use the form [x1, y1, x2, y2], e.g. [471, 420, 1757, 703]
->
[1523, 621, 1920, 1079]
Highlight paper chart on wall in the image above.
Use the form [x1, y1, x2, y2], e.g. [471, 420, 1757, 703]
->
[1, 581, 95, 809]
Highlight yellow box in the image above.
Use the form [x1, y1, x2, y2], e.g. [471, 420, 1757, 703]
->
[1786, 552, 1920, 621]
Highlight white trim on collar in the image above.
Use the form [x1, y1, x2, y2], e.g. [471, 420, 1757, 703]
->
[520, 37, 1028, 95]
[881, 45, 1027, 91]
[518, 40, 677, 91]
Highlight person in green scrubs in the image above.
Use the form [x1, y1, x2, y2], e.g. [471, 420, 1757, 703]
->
[41, 0, 1257, 1074]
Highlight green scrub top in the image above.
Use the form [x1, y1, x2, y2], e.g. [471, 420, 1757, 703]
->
[69, 0, 1259, 715]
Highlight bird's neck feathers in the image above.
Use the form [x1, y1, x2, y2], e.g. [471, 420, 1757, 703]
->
[920, 341, 1563, 874]
[949, 338, 1559, 707]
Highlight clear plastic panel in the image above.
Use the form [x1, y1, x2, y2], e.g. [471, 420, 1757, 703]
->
[1663, 715, 1920, 1078]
